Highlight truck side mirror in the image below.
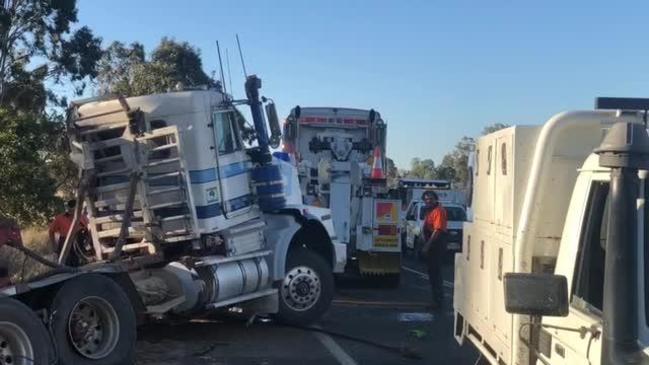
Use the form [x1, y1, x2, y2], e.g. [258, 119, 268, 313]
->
[265, 101, 281, 149]
[504, 273, 569, 317]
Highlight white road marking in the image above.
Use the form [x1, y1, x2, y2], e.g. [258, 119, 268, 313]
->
[401, 265, 454, 288]
[313, 326, 359, 365]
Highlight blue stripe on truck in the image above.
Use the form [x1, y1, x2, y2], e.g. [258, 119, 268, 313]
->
[189, 168, 217, 184]
[195, 194, 254, 219]
[189, 162, 249, 184]
[195, 202, 222, 219]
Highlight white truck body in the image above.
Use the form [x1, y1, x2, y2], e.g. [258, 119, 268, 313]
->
[70, 90, 345, 274]
[0, 82, 348, 365]
[453, 109, 649, 365]
[283, 107, 401, 276]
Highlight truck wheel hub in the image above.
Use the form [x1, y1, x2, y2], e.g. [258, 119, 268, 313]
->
[0, 322, 33, 365]
[281, 266, 321, 311]
[68, 297, 120, 360]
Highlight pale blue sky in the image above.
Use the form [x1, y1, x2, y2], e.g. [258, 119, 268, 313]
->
[77, 0, 649, 168]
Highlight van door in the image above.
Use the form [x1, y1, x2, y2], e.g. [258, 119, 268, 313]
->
[211, 108, 253, 218]
[405, 202, 419, 250]
[541, 177, 607, 365]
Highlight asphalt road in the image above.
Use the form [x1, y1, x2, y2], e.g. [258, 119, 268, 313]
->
[135, 253, 478, 365]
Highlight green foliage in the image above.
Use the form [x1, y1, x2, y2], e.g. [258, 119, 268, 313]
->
[0, 0, 102, 106]
[96, 41, 145, 95]
[433, 136, 474, 187]
[0, 108, 63, 224]
[404, 122, 509, 187]
[0, 0, 100, 225]
[56, 25, 103, 93]
[407, 158, 436, 179]
[151, 38, 211, 87]
[482, 122, 510, 135]
[97, 38, 214, 96]
[385, 157, 399, 188]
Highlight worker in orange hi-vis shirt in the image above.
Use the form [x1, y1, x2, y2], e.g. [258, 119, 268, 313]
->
[420, 190, 448, 311]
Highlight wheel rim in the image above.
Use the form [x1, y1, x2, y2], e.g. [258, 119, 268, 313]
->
[281, 265, 321, 312]
[0, 321, 34, 365]
[67, 296, 119, 359]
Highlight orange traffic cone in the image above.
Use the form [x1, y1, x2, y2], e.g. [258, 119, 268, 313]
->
[370, 146, 385, 179]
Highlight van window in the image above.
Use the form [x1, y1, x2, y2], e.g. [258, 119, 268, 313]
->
[486, 145, 493, 175]
[475, 149, 480, 176]
[572, 181, 609, 314]
[213, 111, 242, 155]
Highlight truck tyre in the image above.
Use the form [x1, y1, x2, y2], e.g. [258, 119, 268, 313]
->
[50, 274, 136, 365]
[0, 298, 53, 365]
[276, 247, 334, 325]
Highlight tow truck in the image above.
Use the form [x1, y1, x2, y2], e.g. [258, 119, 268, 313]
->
[283, 107, 401, 284]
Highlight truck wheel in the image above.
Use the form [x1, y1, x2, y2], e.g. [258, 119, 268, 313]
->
[0, 298, 53, 365]
[276, 248, 334, 325]
[50, 274, 136, 365]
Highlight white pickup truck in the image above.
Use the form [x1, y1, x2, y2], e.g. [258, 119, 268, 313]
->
[454, 98, 649, 365]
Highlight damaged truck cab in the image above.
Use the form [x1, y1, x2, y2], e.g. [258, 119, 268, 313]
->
[0, 76, 345, 365]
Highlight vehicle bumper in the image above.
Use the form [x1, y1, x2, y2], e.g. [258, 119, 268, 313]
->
[446, 230, 463, 251]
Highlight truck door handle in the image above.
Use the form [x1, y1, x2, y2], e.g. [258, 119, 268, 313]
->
[554, 343, 565, 358]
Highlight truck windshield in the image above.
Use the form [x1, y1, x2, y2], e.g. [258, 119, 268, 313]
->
[572, 181, 609, 314]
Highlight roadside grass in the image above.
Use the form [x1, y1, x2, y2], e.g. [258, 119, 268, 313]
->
[0, 227, 57, 283]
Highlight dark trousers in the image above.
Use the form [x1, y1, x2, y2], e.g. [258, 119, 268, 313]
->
[425, 237, 446, 307]
[57, 237, 80, 267]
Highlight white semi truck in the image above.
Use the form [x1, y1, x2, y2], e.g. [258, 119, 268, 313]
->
[0, 76, 345, 365]
[283, 107, 402, 283]
[453, 98, 649, 365]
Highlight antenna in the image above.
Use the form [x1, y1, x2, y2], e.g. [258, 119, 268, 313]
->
[226, 48, 233, 98]
[236, 34, 248, 78]
[216, 41, 227, 95]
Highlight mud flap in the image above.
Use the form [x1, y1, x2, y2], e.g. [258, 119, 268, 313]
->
[358, 251, 400, 275]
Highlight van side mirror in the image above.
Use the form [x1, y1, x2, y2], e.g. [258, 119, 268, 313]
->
[264, 101, 281, 149]
[504, 273, 569, 317]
